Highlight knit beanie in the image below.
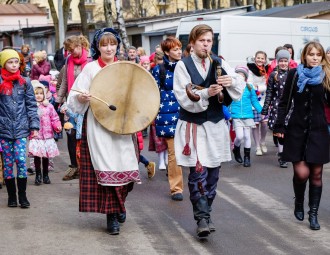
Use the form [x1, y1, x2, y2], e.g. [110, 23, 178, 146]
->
[140, 56, 150, 64]
[0, 49, 20, 67]
[276, 49, 290, 62]
[235, 65, 249, 80]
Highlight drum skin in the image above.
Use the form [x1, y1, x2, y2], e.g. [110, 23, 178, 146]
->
[90, 61, 160, 134]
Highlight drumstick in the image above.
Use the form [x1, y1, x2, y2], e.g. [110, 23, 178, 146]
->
[71, 88, 116, 111]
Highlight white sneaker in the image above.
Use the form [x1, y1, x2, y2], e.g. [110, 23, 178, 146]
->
[256, 147, 263, 156]
[261, 143, 267, 153]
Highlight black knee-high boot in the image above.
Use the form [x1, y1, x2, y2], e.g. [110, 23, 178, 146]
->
[43, 158, 50, 184]
[232, 145, 243, 163]
[243, 148, 251, 167]
[293, 179, 306, 221]
[308, 185, 322, 230]
[5, 178, 17, 207]
[17, 178, 30, 208]
[193, 195, 210, 237]
[34, 157, 42, 185]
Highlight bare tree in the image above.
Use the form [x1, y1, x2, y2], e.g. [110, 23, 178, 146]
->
[265, 0, 272, 8]
[48, 0, 72, 50]
[78, 0, 88, 37]
[194, 0, 199, 10]
[235, 0, 244, 6]
[115, 0, 130, 50]
[104, 0, 113, 27]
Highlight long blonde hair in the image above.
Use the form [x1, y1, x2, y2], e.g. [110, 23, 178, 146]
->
[301, 41, 330, 91]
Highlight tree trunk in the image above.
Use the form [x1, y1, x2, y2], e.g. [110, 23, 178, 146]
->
[48, 0, 72, 50]
[115, 0, 130, 50]
[211, 0, 216, 9]
[62, 0, 72, 34]
[78, 0, 88, 37]
[265, 0, 272, 8]
[194, 0, 199, 10]
[104, 0, 113, 27]
[202, 0, 210, 9]
[48, 0, 60, 50]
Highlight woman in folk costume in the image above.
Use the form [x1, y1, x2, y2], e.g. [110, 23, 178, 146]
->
[67, 28, 140, 235]
[173, 24, 245, 238]
[56, 35, 90, 181]
[274, 41, 330, 231]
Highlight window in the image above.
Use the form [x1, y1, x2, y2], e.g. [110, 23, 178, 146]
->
[159, 7, 166, 15]
[177, 8, 183, 13]
[46, 8, 50, 19]
[86, 11, 93, 22]
[68, 8, 72, 21]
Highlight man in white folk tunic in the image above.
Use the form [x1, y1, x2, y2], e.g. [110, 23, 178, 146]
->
[173, 24, 245, 238]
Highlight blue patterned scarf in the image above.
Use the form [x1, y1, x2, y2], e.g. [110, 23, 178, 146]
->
[297, 64, 325, 93]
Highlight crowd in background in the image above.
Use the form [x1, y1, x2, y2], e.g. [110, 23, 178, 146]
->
[0, 30, 330, 236]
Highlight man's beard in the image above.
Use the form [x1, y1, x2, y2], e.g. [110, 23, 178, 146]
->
[195, 51, 208, 59]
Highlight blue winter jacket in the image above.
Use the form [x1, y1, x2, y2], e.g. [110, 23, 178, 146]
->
[152, 56, 180, 138]
[0, 77, 39, 139]
[230, 84, 262, 119]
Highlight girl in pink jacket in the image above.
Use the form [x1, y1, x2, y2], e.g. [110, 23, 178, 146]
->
[28, 80, 62, 185]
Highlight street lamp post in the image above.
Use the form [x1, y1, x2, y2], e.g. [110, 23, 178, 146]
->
[58, 0, 65, 46]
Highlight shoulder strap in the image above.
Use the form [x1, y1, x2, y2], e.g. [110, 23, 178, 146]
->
[286, 71, 297, 113]
[159, 63, 166, 88]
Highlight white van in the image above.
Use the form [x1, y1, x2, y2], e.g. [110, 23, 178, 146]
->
[176, 15, 330, 66]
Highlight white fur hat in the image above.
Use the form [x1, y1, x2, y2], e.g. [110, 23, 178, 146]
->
[31, 80, 48, 105]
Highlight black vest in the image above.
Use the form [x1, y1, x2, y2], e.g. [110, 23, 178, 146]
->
[179, 55, 232, 125]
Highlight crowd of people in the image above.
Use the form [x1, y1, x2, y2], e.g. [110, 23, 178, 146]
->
[0, 25, 329, 238]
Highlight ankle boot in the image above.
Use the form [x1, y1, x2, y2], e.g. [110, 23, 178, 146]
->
[232, 145, 243, 163]
[43, 169, 51, 184]
[278, 153, 288, 168]
[293, 179, 306, 221]
[5, 178, 17, 207]
[308, 185, 322, 230]
[243, 148, 251, 167]
[17, 178, 30, 208]
[107, 214, 120, 235]
[193, 196, 210, 238]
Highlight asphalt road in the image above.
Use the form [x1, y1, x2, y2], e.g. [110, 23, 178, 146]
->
[1, 133, 330, 255]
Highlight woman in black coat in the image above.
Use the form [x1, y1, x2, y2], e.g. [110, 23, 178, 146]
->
[274, 41, 330, 231]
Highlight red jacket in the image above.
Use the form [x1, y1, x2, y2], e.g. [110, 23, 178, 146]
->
[137, 131, 144, 151]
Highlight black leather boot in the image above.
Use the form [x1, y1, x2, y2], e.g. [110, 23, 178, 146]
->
[35, 170, 42, 185]
[293, 179, 306, 221]
[43, 169, 51, 184]
[232, 145, 243, 163]
[308, 185, 322, 230]
[107, 214, 120, 235]
[17, 178, 30, 208]
[193, 196, 210, 238]
[5, 178, 17, 207]
[243, 148, 251, 167]
[117, 212, 126, 223]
